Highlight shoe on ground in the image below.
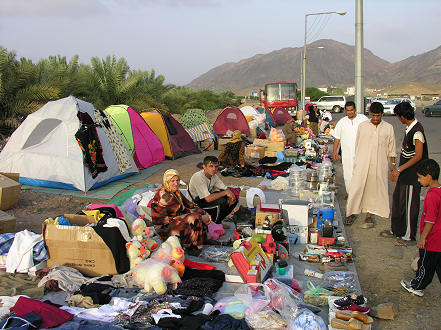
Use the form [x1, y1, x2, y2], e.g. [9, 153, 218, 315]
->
[400, 280, 424, 297]
[337, 304, 370, 314]
[360, 222, 374, 229]
[333, 295, 367, 308]
[186, 247, 202, 257]
[330, 317, 363, 330]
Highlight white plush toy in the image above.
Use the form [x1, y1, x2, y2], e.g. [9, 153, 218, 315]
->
[132, 259, 181, 295]
[131, 217, 148, 241]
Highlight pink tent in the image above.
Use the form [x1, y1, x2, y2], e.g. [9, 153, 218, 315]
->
[272, 107, 293, 126]
[128, 107, 165, 168]
[213, 107, 250, 136]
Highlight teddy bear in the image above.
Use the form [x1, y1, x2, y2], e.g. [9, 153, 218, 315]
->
[132, 259, 181, 295]
[151, 236, 185, 277]
[126, 239, 151, 269]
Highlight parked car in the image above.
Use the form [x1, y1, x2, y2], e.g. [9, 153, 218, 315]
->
[372, 97, 387, 105]
[423, 100, 441, 117]
[382, 98, 415, 115]
[313, 95, 346, 113]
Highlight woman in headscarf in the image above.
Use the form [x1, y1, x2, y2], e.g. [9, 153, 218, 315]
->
[151, 169, 211, 255]
[218, 130, 246, 168]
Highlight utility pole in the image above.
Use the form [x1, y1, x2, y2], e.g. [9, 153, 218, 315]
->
[355, 0, 364, 113]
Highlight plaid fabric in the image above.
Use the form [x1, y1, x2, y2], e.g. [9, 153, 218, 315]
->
[186, 123, 214, 142]
[0, 233, 48, 263]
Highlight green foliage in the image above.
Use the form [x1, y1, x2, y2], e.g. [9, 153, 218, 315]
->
[0, 45, 243, 131]
[296, 87, 329, 102]
[327, 86, 344, 96]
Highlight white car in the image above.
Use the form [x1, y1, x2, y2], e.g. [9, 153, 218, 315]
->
[382, 98, 415, 115]
[313, 95, 346, 113]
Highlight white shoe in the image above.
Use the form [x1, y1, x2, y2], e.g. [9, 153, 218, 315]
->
[400, 280, 424, 297]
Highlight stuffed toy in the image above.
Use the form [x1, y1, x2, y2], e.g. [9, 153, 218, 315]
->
[131, 217, 148, 240]
[126, 239, 150, 269]
[152, 236, 185, 277]
[132, 259, 181, 295]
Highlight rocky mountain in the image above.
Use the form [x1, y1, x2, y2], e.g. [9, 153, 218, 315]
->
[186, 39, 441, 94]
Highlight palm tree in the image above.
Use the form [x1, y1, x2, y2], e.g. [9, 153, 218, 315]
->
[0, 47, 58, 130]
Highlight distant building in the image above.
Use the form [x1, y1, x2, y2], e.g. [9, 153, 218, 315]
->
[346, 86, 355, 95]
[250, 91, 258, 97]
[317, 87, 327, 92]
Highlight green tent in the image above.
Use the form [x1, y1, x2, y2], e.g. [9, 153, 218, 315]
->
[178, 108, 212, 130]
[104, 105, 135, 153]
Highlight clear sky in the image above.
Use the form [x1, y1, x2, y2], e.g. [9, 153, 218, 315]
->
[1, 0, 440, 85]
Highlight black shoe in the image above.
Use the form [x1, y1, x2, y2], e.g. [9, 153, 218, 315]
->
[204, 239, 220, 245]
[333, 295, 367, 308]
[186, 247, 202, 257]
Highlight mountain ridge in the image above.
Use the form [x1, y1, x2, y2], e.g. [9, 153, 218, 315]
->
[186, 39, 441, 94]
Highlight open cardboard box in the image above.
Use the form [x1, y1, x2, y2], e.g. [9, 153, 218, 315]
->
[0, 173, 21, 210]
[43, 214, 118, 276]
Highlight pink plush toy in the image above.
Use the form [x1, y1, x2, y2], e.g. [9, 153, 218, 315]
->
[208, 222, 225, 240]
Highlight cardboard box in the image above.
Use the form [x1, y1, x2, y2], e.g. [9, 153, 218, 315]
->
[255, 211, 279, 227]
[0, 210, 16, 233]
[0, 173, 20, 182]
[246, 145, 266, 159]
[43, 214, 118, 276]
[0, 174, 21, 210]
[199, 141, 215, 151]
[217, 137, 230, 151]
[252, 139, 285, 157]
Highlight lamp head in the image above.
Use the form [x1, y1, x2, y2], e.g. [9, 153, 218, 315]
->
[336, 11, 347, 15]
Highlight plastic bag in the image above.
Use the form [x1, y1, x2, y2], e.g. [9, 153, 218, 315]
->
[246, 309, 288, 330]
[263, 278, 299, 324]
[289, 308, 327, 330]
[303, 281, 332, 307]
[199, 246, 231, 263]
[320, 271, 358, 292]
[234, 283, 271, 316]
[213, 296, 247, 319]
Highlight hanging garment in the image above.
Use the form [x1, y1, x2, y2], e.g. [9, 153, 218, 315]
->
[94, 110, 132, 174]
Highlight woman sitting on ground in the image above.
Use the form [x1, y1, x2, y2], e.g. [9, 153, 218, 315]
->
[218, 130, 246, 168]
[150, 169, 212, 256]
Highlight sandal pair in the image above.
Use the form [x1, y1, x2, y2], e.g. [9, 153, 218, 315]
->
[344, 214, 357, 225]
[380, 229, 395, 238]
[395, 238, 417, 246]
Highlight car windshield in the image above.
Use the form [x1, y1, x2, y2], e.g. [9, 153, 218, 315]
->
[387, 99, 404, 104]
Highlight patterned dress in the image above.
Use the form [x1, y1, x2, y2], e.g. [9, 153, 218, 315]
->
[218, 141, 246, 167]
[151, 189, 207, 249]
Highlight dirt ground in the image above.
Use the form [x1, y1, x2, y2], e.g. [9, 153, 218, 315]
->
[7, 135, 441, 329]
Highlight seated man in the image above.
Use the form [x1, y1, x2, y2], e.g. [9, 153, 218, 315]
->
[282, 119, 298, 145]
[189, 156, 238, 224]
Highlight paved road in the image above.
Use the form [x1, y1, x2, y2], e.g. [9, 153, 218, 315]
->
[331, 108, 441, 163]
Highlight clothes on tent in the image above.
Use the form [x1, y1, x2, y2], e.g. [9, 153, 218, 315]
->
[332, 114, 369, 192]
[94, 110, 132, 174]
[75, 112, 107, 178]
[10, 296, 73, 328]
[5, 230, 46, 274]
[346, 120, 396, 218]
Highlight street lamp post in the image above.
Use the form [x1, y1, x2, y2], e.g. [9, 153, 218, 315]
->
[301, 10, 347, 121]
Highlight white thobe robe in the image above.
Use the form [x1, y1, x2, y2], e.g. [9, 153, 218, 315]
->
[332, 114, 368, 192]
[346, 120, 396, 218]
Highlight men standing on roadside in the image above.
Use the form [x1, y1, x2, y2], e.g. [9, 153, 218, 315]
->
[345, 102, 396, 227]
[381, 102, 428, 246]
[189, 156, 237, 224]
[332, 101, 368, 196]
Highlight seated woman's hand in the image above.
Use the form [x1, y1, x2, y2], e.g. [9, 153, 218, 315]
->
[202, 214, 212, 225]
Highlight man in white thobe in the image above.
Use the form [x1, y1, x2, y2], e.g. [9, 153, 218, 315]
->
[332, 101, 368, 194]
[346, 102, 396, 227]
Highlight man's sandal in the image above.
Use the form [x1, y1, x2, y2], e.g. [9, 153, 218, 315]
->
[344, 214, 357, 225]
[380, 229, 395, 238]
[395, 238, 417, 246]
